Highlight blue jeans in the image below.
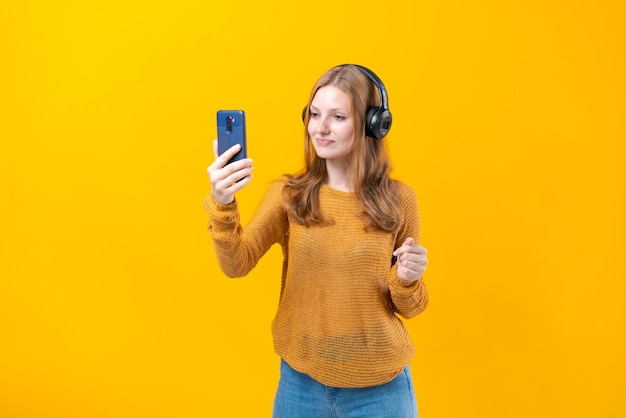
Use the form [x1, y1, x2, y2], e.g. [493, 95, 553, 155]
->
[272, 359, 418, 418]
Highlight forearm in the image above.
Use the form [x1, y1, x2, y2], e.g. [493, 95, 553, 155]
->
[204, 181, 287, 278]
[204, 195, 259, 278]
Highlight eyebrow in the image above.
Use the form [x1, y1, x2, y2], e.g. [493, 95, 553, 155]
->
[310, 105, 350, 113]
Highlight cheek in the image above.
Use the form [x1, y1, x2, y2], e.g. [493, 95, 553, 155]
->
[339, 125, 354, 142]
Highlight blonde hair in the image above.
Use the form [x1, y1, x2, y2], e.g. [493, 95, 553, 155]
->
[283, 65, 403, 233]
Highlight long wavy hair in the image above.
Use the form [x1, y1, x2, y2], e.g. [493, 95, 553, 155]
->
[282, 65, 403, 233]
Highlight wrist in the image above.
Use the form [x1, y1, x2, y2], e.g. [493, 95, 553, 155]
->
[212, 193, 235, 206]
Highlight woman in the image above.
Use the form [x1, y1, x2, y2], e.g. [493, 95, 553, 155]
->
[205, 64, 429, 417]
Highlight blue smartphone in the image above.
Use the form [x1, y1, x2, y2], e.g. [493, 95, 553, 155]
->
[217, 110, 247, 165]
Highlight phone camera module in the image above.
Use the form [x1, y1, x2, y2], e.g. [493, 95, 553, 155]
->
[226, 116, 234, 132]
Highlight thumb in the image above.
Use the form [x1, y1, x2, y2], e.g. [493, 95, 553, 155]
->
[393, 237, 415, 256]
[212, 139, 219, 159]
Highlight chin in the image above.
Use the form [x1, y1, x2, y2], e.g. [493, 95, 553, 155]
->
[314, 150, 332, 160]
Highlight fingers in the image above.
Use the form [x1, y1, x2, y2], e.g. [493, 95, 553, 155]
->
[208, 143, 251, 181]
[393, 238, 428, 281]
[210, 157, 253, 181]
[214, 171, 253, 202]
[212, 161, 254, 188]
[397, 246, 427, 268]
[210, 143, 242, 170]
[393, 237, 416, 257]
[207, 143, 253, 205]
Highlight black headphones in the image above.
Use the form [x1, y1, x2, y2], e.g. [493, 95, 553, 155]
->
[302, 64, 393, 140]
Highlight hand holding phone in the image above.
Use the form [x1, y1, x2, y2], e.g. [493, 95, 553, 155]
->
[217, 110, 247, 165]
[209, 110, 252, 204]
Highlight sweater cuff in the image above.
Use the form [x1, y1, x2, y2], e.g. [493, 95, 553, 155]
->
[398, 277, 420, 287]
[203, 194, 240, 230]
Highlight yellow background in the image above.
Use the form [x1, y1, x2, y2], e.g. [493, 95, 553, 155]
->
[1, 0, 624, 417]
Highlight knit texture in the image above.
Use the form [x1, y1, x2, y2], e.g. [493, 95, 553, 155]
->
[204, 179, 428, 388]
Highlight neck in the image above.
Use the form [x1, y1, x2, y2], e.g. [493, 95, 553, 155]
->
[325, 160, 353, 192]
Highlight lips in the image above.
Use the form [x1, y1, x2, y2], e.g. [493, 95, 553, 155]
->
[315, 138, 334, 146]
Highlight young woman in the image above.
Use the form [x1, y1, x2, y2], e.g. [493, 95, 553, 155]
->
[205, 64, 429, 418]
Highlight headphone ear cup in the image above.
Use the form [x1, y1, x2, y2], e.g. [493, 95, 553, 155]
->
[365, 107, 380, 138]
[376, 109, 392, 139]
[366, 107, 392, 140]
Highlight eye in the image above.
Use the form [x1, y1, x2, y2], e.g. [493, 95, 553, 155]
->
[309, 111, 319, 118]
[334, 114, 346, 121]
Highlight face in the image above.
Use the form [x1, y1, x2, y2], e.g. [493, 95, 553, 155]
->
[307, 85, 355, 164]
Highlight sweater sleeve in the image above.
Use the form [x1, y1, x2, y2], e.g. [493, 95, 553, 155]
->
[388, 182, 429, 319]
[203, 180, 288, 278]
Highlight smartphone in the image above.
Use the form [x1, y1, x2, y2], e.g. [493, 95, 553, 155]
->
[217, 110, 247, 165]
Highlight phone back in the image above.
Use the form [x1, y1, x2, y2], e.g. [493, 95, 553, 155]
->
[217, 110, 247, 164]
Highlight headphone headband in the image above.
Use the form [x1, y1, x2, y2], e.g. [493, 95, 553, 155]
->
[347, 64, 390, 115]
[302, 64, 392, 140]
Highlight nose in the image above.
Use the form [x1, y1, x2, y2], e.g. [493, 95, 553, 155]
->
[315, 116, 331, 135]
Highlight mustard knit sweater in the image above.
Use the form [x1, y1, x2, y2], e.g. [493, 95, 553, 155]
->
[204, 179, 428, 388]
